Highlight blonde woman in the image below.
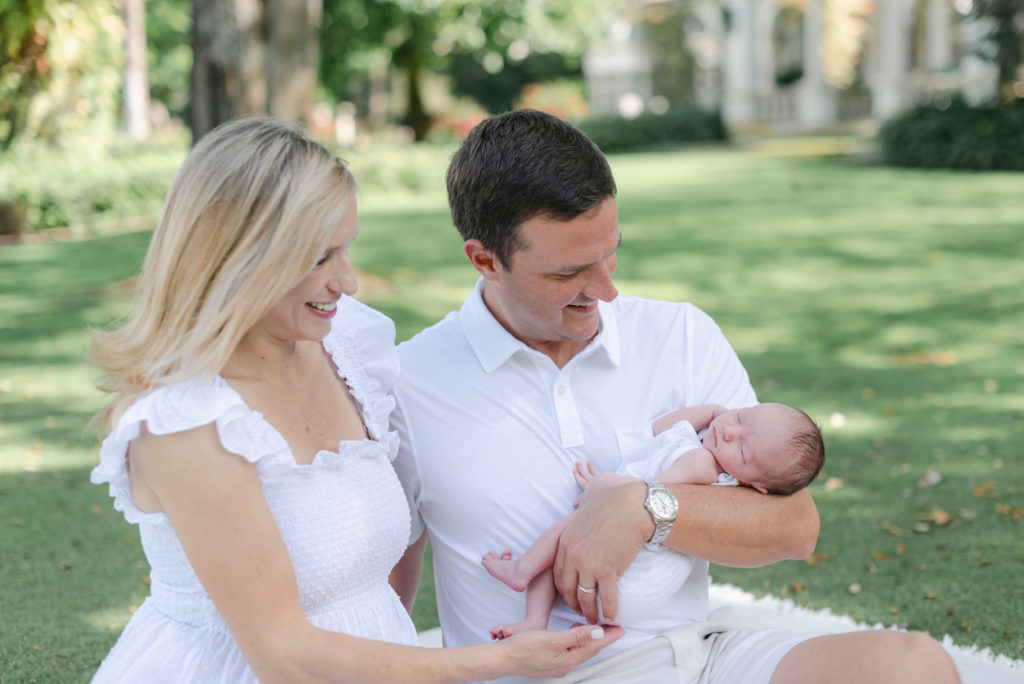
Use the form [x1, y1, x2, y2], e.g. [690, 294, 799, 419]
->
[89, 117, 622, 683]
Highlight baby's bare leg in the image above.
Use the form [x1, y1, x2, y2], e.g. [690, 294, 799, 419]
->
[482, 515, 572, 592]
[574, 461, 636, 494]
[490, 568, 558, 640]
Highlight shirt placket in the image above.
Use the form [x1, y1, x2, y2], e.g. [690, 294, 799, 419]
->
[550, 365, 584, 449]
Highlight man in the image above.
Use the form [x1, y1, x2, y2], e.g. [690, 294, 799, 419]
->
[389, 109, 959, 683]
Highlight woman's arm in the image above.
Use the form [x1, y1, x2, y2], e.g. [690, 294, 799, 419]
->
[552, 481, 819, 624]
[131, 424, 621, 683]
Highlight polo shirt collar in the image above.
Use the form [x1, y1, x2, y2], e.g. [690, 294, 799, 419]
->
[460, 277, 621, 373]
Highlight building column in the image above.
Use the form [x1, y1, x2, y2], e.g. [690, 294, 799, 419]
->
[924, 0, 953, 72]
[797, 0, 837, 127]
[870, 0, 911, 119]
[722, 0, 758, 126]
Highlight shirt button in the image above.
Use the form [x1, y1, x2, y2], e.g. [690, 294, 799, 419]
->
[557, 385, 567, 396]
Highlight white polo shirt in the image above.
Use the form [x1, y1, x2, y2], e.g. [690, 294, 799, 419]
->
[391, 279, 756, 681]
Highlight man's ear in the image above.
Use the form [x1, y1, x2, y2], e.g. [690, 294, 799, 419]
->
[464, 239, 501, 280]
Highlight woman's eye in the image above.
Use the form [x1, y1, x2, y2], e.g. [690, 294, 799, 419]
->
[315, 253, 331, 267]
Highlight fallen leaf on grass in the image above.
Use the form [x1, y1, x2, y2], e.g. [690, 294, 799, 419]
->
[972, 481, 996, 497]
[921, 509, 953, 526]
[925, 593, 937, 600]
[805, 552, 831, 565]
[872, 551, 890, 560]
[918, 470, 942, 487]
[995, 505, 1024, 520]
[825, 477, 844, 490]
[849, 583, 862, 595]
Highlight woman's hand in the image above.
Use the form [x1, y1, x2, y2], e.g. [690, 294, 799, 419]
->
[498, 624, 625, 678]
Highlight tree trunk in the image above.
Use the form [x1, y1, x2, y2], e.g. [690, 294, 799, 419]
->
[266, 0, 321, 124]
[122, 0, 151, 139]
[190, 0, 320, 142]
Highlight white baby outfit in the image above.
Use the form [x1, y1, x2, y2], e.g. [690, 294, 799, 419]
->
[89, 298, 418, 683]
[609, 420, 737, 626]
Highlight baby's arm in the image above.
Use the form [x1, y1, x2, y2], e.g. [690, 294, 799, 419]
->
[656, 447, 721, 486]
[652, 404, 728, 435]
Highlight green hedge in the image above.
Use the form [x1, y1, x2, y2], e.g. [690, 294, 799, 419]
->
[576, 106, 726, 153]
[0, 133, 188, 236]
[879, 96, 1024, 171]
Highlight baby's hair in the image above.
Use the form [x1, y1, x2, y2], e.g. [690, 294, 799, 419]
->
[761, 407, 825, 495]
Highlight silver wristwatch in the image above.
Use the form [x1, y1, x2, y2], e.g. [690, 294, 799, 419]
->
[642, 480, 678, 550]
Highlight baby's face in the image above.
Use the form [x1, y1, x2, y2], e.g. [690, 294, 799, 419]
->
[704, 404, 794, 493]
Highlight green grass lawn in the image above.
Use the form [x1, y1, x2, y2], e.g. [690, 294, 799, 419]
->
[1, 146, 1022, 682]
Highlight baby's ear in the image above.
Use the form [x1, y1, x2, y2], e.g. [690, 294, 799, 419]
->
[752, 483, 768, 494]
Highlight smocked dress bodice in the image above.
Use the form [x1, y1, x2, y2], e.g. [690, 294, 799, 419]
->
[89, 298, 418, 682]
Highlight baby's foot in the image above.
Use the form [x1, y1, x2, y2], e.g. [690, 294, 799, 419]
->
[489, 618, 546, 640]
[481, 551, 528, 592]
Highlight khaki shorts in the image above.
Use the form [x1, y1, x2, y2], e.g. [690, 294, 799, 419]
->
[536, 607, 812, 684]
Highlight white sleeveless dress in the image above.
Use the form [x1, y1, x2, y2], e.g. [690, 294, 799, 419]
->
[89, 298, 418, 683]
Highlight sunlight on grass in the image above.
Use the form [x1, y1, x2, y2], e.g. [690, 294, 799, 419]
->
[83, 607, 134, 634]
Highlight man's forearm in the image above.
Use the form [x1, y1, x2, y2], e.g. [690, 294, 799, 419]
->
[662, 485, 819, 566]
[389, 532, 427, 613]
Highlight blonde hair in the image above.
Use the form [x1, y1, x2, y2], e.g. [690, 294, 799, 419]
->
[91, 117, 356, 432]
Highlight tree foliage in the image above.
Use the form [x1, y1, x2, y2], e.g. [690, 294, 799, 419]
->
[970, 0, 1024, 102]
[319, 0, 617, 140]
[0, 0, 122, 150]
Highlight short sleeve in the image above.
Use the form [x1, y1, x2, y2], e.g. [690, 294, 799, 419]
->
[322, 298, 398, 441]
[89, 377, 286, 524]
[617, 420, 703, 480]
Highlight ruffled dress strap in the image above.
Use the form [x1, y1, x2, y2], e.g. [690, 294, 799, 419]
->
[321, 296, 400, 458]
[90, 375, 290, 525]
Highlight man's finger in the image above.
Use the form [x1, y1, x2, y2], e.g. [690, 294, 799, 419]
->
[577, 583, 600, 624]
[597, 578, 618, 623]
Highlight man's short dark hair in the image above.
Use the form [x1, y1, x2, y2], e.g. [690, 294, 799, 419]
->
[446, 109, 617, 269]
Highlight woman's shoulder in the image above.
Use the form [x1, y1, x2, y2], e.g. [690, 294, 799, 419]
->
[90, 376, 273, 524]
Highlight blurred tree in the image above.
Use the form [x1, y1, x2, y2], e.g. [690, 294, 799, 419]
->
[146, 0, 192, 123]
[320, 0, 617, 140]
[0, 0, 122, 150]
[639, 0, 699, 105]
[970, 0, 1024, 102]
[191, 0, 321, 141]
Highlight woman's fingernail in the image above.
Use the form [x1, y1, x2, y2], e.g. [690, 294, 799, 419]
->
[590, 628, 604, 640]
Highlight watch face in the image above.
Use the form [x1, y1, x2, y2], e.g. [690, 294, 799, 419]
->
[650, 490, 676, 519]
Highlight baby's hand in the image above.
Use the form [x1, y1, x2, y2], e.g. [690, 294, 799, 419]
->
[573, 461, 600, 491]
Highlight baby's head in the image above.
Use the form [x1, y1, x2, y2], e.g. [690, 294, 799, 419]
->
[705, 403, 824, 495]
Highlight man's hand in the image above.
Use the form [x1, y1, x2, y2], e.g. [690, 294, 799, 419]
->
[552, 481, 652, 624]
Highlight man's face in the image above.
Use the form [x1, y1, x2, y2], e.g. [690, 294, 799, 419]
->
[481, 197, 620, 364]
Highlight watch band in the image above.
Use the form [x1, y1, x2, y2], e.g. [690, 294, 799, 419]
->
[643, 480, 678, 550]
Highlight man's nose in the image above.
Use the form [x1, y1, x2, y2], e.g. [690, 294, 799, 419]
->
[585, 258, 618, 302]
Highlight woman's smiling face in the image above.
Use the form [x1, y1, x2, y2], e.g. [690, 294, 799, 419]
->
[253, 200, 359, 344]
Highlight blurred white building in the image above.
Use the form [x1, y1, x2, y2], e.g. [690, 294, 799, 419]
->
[583, 0, 1000, 132]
